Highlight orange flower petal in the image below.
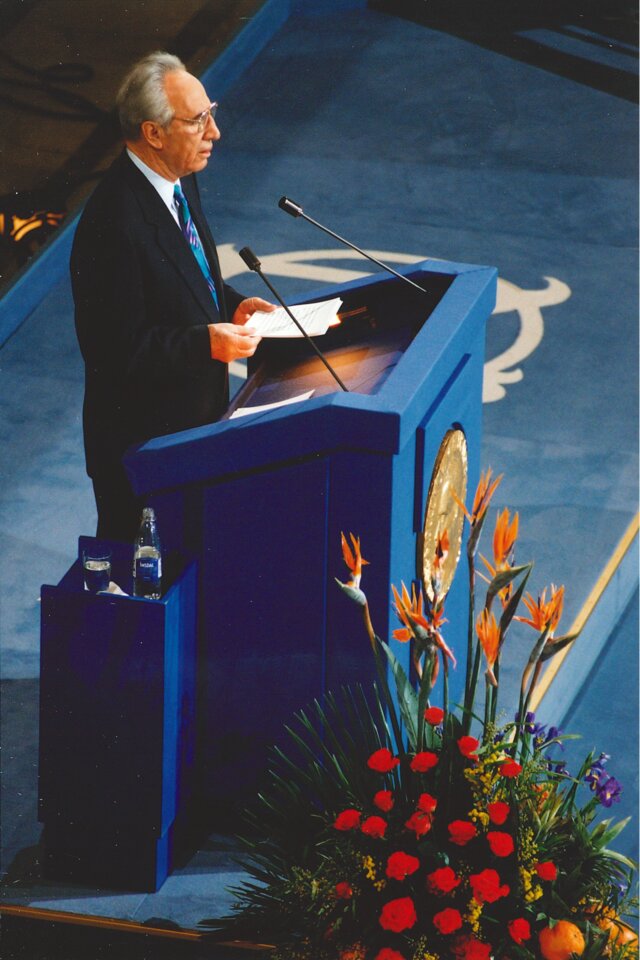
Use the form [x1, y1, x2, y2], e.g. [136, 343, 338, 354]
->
[476, 608, 500, 669]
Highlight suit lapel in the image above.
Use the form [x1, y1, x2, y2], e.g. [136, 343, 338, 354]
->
[121, 155, 221, 324]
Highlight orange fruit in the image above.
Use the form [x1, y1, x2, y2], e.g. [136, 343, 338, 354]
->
[616, 924, 639, 948]
[602, 916, 639, 947]
[592, 906, 639, 949]
[539, 920, 586, 960]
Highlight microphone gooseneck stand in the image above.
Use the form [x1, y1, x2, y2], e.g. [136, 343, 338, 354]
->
[278, 196, 430, 296]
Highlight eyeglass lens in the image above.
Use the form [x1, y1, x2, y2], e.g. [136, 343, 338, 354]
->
[199, 103, 218, 129]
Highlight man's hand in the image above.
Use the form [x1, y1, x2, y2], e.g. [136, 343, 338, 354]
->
[207, 323, 261, 363]
[208, 298, 276, 363]
[231, 297, 277, 327]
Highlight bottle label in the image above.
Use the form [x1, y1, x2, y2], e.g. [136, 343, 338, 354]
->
[135, 556, 161, 581]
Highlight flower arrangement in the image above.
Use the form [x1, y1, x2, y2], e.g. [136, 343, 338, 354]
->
[207, 471, 637, 959]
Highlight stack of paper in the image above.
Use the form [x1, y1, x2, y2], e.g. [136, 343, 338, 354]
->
[247, 298, 343, 338]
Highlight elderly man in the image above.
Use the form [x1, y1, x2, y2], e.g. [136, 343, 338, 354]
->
[71, 51, 273, 541]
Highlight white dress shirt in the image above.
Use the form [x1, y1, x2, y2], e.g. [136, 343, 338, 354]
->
[126, 148, 181, 226]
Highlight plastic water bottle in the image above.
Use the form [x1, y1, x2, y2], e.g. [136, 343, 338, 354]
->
[133, 507, 162, 599]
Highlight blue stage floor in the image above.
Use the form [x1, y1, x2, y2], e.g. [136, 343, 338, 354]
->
[1, 0, 637, 932]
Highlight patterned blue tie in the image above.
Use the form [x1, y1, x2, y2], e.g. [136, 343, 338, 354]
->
[173, 184, 219, 308]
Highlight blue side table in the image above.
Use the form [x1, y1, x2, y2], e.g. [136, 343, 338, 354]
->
[38, 537, 197, 891]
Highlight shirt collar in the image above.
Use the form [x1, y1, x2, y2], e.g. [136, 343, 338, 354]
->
[126, 148, 180, 213]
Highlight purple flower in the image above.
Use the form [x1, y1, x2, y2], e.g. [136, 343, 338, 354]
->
[541, 726, 565, 770]
[595, 774, 622, 807]
[584, 754, 622, 806]
[515, 710, 548, 739]
[585, 753, 610, 789]
[547, 726, 561, 741]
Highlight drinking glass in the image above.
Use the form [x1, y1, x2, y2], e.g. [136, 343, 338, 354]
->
[82, 547, 112, 593]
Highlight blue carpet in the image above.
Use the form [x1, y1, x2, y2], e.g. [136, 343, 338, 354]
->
[0, 2, 637, 928]
[558, 589, 639, 864]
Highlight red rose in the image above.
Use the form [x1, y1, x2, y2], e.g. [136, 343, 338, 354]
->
[368, 748, 400, 773]
[535, 860, 558, 881]
[486, 830, 514, 857]
[487, 800, 510, 825]
[424, 706, 444, 725]
[386, 851, 420, 881]
[417, 791, 437, 813]
[465, 944, 491, 960]
[334, 809, 361, 831]
[451, 936, 492, 960]
[335, 881, 353, 899]
[379, 896, 417, 933]
[433, 907, 463, 934]
[410, 751, 438, 772]
[457, 735, 480, 759]
[405, 811, 433, 837]
[469, 868, 510, 903]
[448, 819, 477, 845]
[374, 789, 395, 812]
[374, 949, 406, 960]
[508, 917, 531, 944]
[361, 815, 387, 838]
[426, 865, 461, 895]
[500, 759, 522, 778]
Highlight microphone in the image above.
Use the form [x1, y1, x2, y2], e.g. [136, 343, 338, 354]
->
[238, 246, 349, 393]
[238, 247, 262, 272]
[278, 197, 304, 218]
[278, 196, 429, 295]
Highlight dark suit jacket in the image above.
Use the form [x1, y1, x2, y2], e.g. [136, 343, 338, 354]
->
[71, 151, 244, 478]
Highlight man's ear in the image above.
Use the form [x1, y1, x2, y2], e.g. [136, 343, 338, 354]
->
[140, 120, 164, 149]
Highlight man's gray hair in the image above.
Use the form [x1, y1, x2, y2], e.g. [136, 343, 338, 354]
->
[116, 51, 186, 140]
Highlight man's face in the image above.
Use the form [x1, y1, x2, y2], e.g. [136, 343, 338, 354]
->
[157, 70, 220, 179]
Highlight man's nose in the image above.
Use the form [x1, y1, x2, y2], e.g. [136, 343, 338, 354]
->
[205, 113, 220, 140]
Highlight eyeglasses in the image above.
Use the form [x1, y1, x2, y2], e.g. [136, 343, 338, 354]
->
[173, 102, 218, 134]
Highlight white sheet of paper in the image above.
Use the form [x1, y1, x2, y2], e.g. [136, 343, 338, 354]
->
[229, 390, 315, 419]
[247, 298, 343, 338]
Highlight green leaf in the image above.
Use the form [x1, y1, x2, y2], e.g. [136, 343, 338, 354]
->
[467, 509, 489, 556]
[598, 816, 631, 846]
[499, 562, 533, 637]
[486, 563, 531, 607]
[379, 639, 418, 748]
[417, 670, 436, 751]
[334, 577, 367, 607]
[604, 848, 638, 870]
[525, 623, 552, 667]
[539, 631, 580, 661]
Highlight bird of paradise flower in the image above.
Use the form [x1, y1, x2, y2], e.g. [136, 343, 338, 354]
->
[337, 468, 581, 756]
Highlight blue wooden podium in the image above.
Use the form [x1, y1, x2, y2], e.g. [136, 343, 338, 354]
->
[124, 260, 496, 811]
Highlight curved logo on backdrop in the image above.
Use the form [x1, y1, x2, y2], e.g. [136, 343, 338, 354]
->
[220, 246, 571, 403]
